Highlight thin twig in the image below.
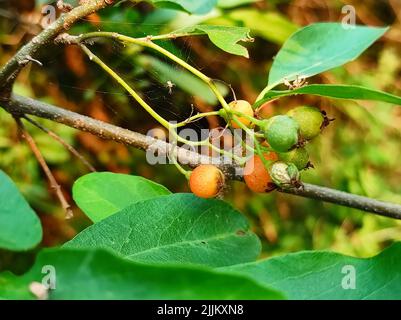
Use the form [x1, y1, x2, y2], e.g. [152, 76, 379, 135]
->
[23, 115, 96, 172]
[14, 117, 74, 219]
[4, 94, 401, 220]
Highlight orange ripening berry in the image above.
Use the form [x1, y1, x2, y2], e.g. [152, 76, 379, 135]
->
[189, 165, 225, 199]
[244, 153, 278, 193]
[228, 100, 254, 129]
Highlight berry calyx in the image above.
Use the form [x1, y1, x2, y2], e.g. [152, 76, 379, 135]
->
[287, 106, 324, 140]
[228, 100, 254, 129]
[263, 115, 299, 152]
[244, 152, 278, 193]
[189, 164, 225, 199]
[278, 147, 310, 170]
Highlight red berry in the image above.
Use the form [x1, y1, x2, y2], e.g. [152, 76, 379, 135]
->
[244, 153, 278, 193]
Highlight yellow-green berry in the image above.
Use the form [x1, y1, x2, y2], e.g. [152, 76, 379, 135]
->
[287, 106, 324, 140]
[278, 147, 310, 170]
[263, 115, 299, 152]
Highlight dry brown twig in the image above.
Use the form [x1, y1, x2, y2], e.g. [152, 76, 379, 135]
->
[23, 115, 96, 172]
[15, 117, 74, 219]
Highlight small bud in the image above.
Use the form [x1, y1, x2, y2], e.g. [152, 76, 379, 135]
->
[270, 161, 301, 189]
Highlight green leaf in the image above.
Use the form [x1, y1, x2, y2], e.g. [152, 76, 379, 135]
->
[0, 248, 284, 300]
[174, 25, 253, 57]
[65, 194, 261, 267]
[255, 84, 401, 108]
[258, 23, 388, 98]
[149, 0, 218, 14]
[0, 171, 42, 251]
[221, 243, 401, 299]
[73, 172, 171, 223]
[137, 55, 228, 104]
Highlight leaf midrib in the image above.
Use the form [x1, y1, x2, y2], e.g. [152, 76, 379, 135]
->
[126, 232, 248, 259]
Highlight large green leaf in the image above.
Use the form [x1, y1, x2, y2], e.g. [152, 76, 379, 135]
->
[173, 25, 253, 57]
[73, 173, 171, 223]
[66, 194, 261, 267]
[149, 0, 218, 14]
[221, 243, 401, 299]
[257, 23, 388, 100]
[0, 248, 283, 300]
[0, 171, 42, 251]
[255, 84, 401, 108]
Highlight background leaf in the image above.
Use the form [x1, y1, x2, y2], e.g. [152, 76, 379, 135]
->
[255, 84, 401, 108]
[221, 243, 401, 299]
[258, 23, 388, 99]
[73, 173, 171, 223]
[0, 171, 42, 251]
[150, 0, 218, 15]
[224, 9, 298, 45]
[66, 193, 261, 267]
[0, 248, 284, 300]
[217, 0, 260, 9]
[174, 25, 253, 57]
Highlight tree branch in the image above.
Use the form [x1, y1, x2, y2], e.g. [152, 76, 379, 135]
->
[3, 94, 401, 219]
[5, 94, 236, 175]
[281, 184, 401, 220]
[0, 0, 114, 96]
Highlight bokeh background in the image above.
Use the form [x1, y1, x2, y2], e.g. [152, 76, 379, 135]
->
[1, 0, 401, 271]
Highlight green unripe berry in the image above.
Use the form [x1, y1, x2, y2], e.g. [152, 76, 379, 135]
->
[263, 115, 299, 152]
[278, 147, 309, 170]
[287, 106, 324, 140]
[269, 161, 300, 189]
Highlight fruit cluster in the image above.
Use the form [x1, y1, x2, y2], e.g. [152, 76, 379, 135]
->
[189, 101, 331, 198]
